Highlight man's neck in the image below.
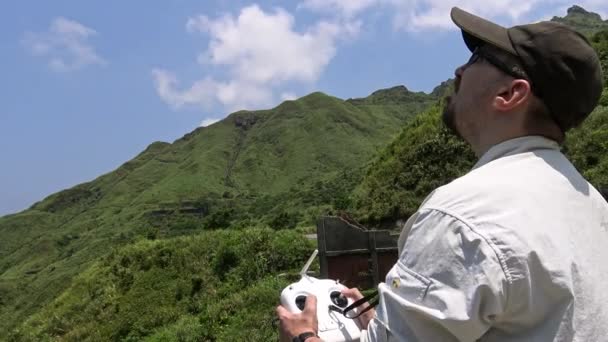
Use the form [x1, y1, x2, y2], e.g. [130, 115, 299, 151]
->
[473, 128, 562, 158]
[473, 133, 561, 160]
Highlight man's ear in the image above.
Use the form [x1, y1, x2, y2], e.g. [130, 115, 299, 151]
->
[493, 79, 532, 112]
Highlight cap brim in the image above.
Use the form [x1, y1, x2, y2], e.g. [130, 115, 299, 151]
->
[451, 7, 517, 55]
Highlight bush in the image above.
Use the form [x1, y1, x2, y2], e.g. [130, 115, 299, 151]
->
[267, 210, 300, 230]
[352, 102, 475, 225]
[564, 106, 608, 189]
[599, 88, 608, 107]
[203, 208, 234, 229]
[20, 228, 315, 341]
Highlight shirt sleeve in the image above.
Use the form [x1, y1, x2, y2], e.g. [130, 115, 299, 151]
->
[367, 208, 510, 341]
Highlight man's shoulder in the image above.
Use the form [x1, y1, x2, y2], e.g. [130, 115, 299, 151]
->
[421, 149, 589, 214]
[420, 166, 505, 214]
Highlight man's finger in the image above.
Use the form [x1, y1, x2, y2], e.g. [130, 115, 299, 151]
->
[276, 305, 292, 319]
[303, 294, 317, 314]
[342, 287, 364, 300]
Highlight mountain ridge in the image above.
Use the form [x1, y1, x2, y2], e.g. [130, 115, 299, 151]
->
[551, 4, 608, 35]
[0, 85, 438, 335]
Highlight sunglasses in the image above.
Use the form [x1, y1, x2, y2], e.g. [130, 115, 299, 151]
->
[467, 47, 530, 81]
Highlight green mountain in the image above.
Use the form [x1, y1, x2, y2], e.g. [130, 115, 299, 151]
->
[0, 86, 436, 339]
[2, 5, 608, 342]
[551, 5, 608, 36]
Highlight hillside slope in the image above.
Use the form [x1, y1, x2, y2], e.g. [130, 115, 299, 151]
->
[0, 86, 436, 335]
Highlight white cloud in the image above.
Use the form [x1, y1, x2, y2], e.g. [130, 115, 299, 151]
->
[200, 118, 221, 127]
[187, 6, 348, 84]
[155, 1, 608, 115]
[22, 17, 106, 72]
[154, 5, 357, 114]
[152, 69, 217, 110]
[280, 92, 298, 101]
[215, 79, 275, 111]
[299, 0, 378, 18]
[390, 0, 608, 31]
[385, 0, 542, 31]
[299, 0, 608, 32]
[152, 68, 276, 113]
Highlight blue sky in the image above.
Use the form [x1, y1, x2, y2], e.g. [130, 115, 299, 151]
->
[1, 0, 607, 216]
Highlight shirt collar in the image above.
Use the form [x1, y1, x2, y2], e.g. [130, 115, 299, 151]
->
[473, 135, 560, 170]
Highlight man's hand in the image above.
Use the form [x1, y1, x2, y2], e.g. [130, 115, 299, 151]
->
[342, 288, 376, 329]
[276, 295, 319, 342]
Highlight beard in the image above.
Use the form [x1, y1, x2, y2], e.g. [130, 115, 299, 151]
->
[441, 76, 464, 139]
[442, 95, 463, 139]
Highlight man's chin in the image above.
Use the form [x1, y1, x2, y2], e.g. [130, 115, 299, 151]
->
[441, 101, 462, 139]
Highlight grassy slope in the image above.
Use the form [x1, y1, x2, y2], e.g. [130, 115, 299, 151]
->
[13, 102, 607, 341]
[0, 87, 436, 336]
[15, 229, 314, 341]
[351, 101, 476, 225]
[551, 5, 608, 36]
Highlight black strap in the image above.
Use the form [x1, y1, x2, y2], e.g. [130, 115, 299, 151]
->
[292, 331, 317, 342]
[329, 290, 379, 319]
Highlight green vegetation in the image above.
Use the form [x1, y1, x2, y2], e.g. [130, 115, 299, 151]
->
[1, 6, 607, 342]
[591, 30, 608, 93]
[564, 26, 608, 193]
[552, 7, 608, 196]
[12, 229, 313, 341]
[564, 105, 608, 192]
[551, 5, 608, 36]
[351, 101, 476, 226]
[565, 23, 608, 190]
[0, 86, 436, 338]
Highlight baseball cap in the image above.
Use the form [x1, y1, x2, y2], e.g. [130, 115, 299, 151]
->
[451, 7, 604, 132]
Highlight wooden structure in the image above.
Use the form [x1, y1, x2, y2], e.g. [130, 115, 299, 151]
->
[316, 216, 399, 289]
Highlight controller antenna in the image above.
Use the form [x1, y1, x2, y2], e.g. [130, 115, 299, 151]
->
[300, 249, 318, 278]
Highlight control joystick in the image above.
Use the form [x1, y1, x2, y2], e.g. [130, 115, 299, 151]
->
[280, 250, 362, 342]
[331, 291, 349, 308]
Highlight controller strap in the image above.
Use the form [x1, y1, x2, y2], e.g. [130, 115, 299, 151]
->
[335, 290, 379, 319]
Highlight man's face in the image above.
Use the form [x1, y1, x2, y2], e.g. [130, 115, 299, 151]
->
[442, 49, 504, 141]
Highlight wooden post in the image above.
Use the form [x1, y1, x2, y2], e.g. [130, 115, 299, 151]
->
[315, 216, 398, 288]
[317, 218, 328, 278]
[369, 231, 379, 286]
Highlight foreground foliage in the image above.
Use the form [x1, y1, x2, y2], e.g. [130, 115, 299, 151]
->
[14, 229, 313, 341]
[0, 87, 435, 336]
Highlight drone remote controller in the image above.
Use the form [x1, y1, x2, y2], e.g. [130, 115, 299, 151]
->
[280, 250, 362, 342]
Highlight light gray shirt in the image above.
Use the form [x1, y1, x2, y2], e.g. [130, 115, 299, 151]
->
[362, 136, 608, 341]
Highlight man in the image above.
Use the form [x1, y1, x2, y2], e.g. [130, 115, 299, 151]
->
[277, 7, 607, 342]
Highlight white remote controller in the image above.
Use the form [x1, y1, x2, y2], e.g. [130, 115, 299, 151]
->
[280, 250, 362, 342]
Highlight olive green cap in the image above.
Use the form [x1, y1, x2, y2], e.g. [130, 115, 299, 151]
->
[451, 7, 604, 132]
